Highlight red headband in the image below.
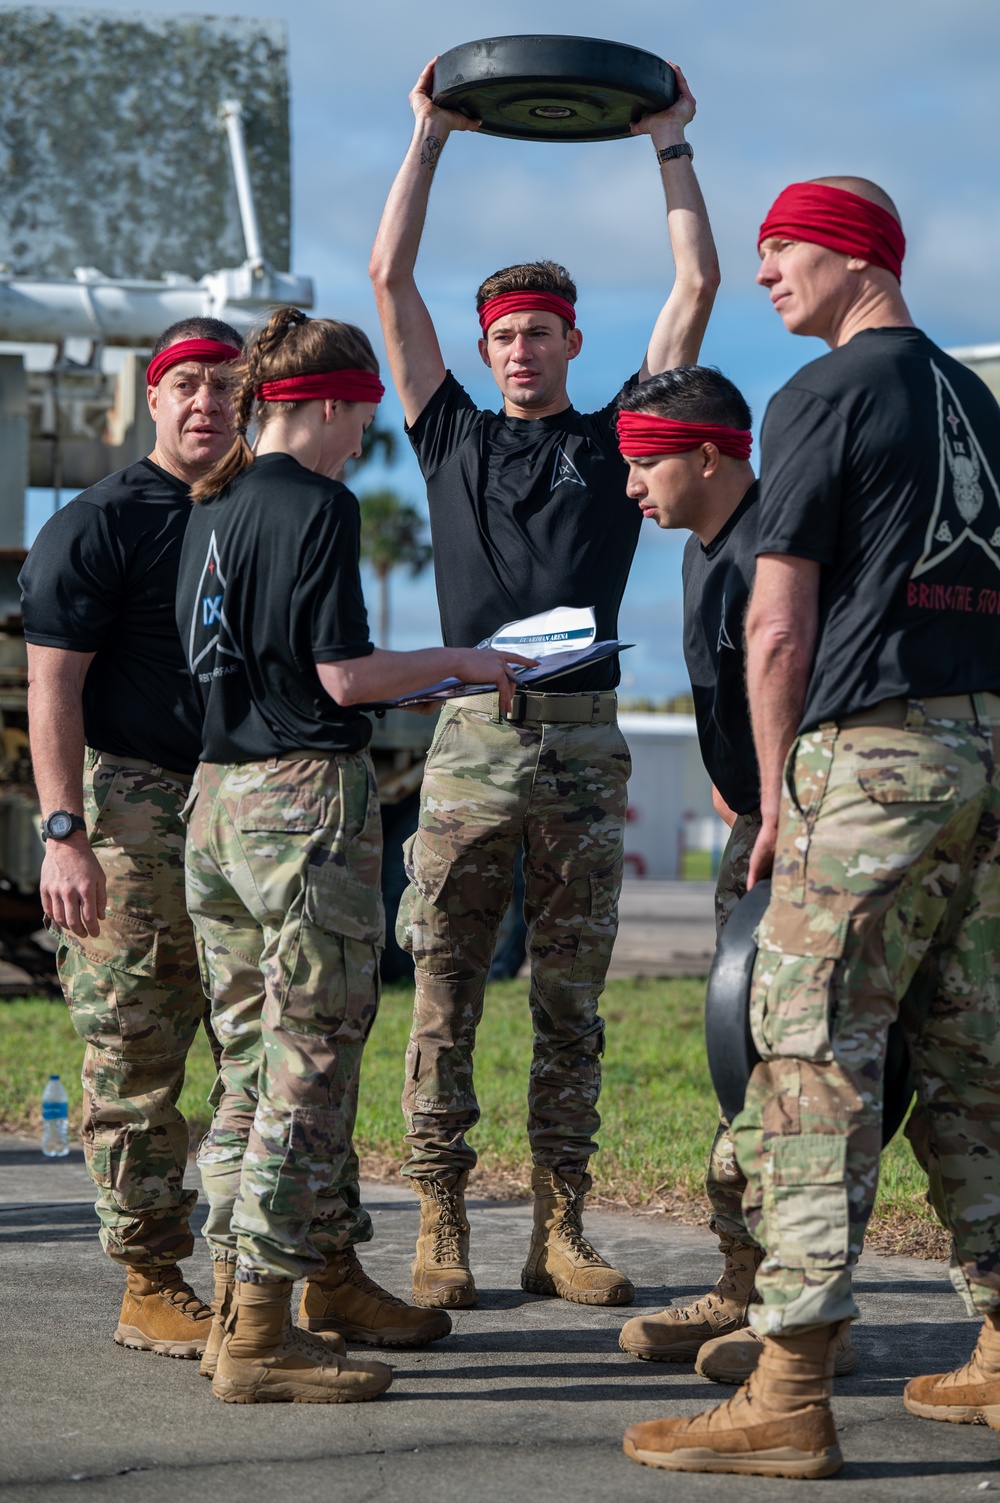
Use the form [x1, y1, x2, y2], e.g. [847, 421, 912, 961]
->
[478, 291, 577, 334]
[255, 370, 385, 404]
[758, 182, 905, 280]
[617, 411, 752, 461]
[146, 338, 241, 387]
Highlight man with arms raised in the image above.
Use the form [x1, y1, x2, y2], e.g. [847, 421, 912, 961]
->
[623, 180, 1000, 1478]
[370, 58, 718, 1309]
[20, 319, 241, 1359]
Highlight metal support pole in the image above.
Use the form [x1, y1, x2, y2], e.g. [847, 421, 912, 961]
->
[220, 99, 265, 272]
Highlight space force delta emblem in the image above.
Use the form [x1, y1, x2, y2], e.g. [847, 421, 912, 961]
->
[550, 444, 586, 492]
[188, 530, 244, 680]
[911, 363, 1000, 579]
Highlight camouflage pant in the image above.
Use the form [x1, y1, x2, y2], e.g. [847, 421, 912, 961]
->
[185, 753, 384, 1282]
[56, 750, 205, 1268]
[397, 697, 630, 1181]
[705, 808, 762, 1246]
[731, 702, 1000, 1332]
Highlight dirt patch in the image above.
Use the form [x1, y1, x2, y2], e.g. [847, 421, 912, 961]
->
[358, 1153, 951, 1263]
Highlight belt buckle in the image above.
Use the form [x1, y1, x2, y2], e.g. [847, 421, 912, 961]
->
[506, 691, 527, 725]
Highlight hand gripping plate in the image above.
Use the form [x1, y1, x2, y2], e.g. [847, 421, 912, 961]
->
[432, 35, 677, 143]
[704, 879, 915, 1146]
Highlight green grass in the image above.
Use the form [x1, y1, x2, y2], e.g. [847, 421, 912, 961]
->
[0, 979, 941, 1251]
[680, 850, 718, 881]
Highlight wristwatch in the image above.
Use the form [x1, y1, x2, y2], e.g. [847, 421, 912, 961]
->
[656, 142, 693, 165]
[41, 810, 88, 842]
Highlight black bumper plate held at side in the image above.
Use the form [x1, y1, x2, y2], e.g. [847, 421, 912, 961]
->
[705, 879, 915, 1146]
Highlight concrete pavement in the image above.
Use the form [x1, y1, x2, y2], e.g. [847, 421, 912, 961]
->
[608, 880, 718, 977]
[3, 1138, 999, 1501]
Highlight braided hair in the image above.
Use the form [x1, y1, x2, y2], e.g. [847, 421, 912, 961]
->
[191, 307, 380, 503]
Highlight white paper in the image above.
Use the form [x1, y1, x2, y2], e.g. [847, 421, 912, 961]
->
[360, 605, 632, 712]
[478, 605, 596, 659]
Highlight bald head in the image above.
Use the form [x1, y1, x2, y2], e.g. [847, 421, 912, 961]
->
[810, 176, 902, 227]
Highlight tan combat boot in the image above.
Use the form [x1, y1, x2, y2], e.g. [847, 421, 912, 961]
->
[300, 1246, 451, 1347]
[904, 1311, 1000, 1428]
[619, 1235, 762, 1361]
[697, 1321, 857, 1383]
[114, 1264, 214, 1359]
[202, 1260, 348, 1379]
[521, 1166, 634, 1306]
[212, 1278, 393, 1404]
[623, 1320, 846, 1479]
[411, 1172, 477, 1310]
[199, 1259, 237, 1379]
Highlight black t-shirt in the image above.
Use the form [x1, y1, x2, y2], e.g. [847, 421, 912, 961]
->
[407, 372, 640, 693]
[682, 483, 761, 814]
[757, 327, 1000, 730]
[175, 453, 374, 762]
[19, 458, 203, 773]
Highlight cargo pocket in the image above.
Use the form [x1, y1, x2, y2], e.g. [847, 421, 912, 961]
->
[235, 788, 326, 834]
[60, 909, 166, 1058]
[258, 1106, 342, 1219]
[767, 1133, 849, 1267]
[276, 865, 383, 1043]
[751, 902, 849, 1063]
[304, 863, 385, 947]
[857, 762, 958, 803]
[402, 831, 454, 907]
[567, 854, 624, 984]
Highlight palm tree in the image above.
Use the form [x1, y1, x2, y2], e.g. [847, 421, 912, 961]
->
[343, 423, 398, 479]
[359, 488, 432, 647]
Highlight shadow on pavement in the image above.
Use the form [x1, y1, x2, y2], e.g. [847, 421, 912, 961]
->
[0, 1147, 86, 1167]
[0, 1203, 95, 1243]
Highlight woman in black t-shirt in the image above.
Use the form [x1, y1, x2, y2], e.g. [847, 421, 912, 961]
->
[179, 308, 526, 1405]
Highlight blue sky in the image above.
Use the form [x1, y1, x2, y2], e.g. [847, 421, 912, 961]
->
[16, 0, 1000, 695]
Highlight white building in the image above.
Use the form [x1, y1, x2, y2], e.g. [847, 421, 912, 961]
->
[619, 713, 726, 880]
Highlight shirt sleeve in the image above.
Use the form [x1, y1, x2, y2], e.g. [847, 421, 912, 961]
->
[18, 500, 124, 651]
[756, 387, 847, 564]
[295, 490, 375, 664]
[590, 372, 642, 449]
[404, 372, 483, 480]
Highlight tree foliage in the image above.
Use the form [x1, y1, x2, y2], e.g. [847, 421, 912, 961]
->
[358, 488, 432, 647]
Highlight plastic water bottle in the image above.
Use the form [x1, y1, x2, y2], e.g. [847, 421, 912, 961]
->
[41, 1075, 70, 1158]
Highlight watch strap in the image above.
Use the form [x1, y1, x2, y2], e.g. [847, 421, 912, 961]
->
[41, 811, 88, 842]
[656, 142, 694, 165]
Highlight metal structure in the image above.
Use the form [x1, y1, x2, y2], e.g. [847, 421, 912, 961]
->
[0, 9, 315, 983]
[0, 7, 313, 537]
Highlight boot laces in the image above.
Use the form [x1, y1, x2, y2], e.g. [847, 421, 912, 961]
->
[157, 1271, 211, 1318]
[345, 1254, 407, 1311]
[431, 1188, 467, 1264]
[554, 1193, 603, 1265]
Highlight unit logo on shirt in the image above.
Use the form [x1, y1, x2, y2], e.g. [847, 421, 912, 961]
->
[717, 592, 736, 654]
[911, 363, 1000, 580]
[188, 529, 244, 677]
[550, 445, 587, 493]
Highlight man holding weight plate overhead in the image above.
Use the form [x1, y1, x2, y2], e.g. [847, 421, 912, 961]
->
[370, 53, 719, 1310]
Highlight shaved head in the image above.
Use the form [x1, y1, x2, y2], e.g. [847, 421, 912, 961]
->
[810, 176, 902, 226]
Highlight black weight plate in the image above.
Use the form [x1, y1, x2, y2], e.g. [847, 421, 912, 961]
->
[433, 35, 676, 143]
[705, 879, 915, 1147]
[705, 879, 771, 1124]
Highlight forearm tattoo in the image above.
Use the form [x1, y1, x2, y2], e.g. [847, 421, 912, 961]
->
[420, 134, 442, 170]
